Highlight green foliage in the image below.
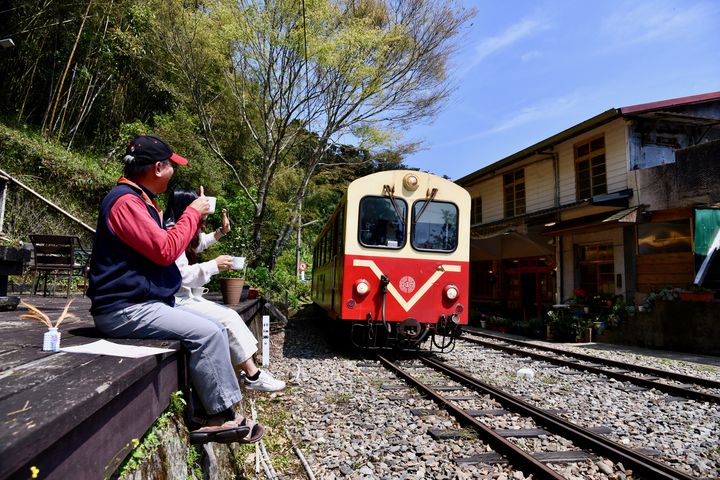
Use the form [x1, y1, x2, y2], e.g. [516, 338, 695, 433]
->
[0, 123, 118, 243]
[203, 188, 255, 259]
[684, 283, 714, 293]
[642, 286, 681, 312]
[116, 391, 186, 478]
[186, 445, 202, 479]
[245, 263, 311, 311]
[0, 0, 471, 294]
[547, 308, 590, 342]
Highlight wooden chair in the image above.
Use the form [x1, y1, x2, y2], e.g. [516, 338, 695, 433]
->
[28, 234, 90, 298]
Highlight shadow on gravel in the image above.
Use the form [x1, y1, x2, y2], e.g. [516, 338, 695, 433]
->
[281, 304, 368, 361]
[576, 342, 720, 367]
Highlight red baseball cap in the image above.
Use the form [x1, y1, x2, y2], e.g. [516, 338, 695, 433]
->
[125, 134, 188, 166]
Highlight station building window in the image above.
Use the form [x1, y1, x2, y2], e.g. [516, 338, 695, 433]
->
[578, 243, 614, 295]
[471, 196, 482, 225]
[503, 169, 525, 218]
[575, 135, 607, 201]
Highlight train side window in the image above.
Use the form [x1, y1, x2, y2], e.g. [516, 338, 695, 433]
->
[411, 200, 459, 252]
[358, 196, 407, 249]
[336, 209, 344, 253]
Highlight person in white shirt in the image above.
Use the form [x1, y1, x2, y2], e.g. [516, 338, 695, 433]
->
[164, 189, 285, 392]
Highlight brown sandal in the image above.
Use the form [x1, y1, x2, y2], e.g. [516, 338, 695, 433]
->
[189, 416, 251, 445]
[236, 416, 265, 443]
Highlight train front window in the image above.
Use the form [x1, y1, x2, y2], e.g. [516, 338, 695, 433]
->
[358, 196, 407, 249]
[411, 201, 458, 252]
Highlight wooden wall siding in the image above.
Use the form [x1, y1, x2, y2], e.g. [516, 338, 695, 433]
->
[606, 122, 630, 193]
[466, 118, 634, 226]
[636, 252, 694, 293]
[469, 158, 556, 225]
[557, 119, 628, 206]
[478, 176, 504, 223]
[525, 159, 556, 213]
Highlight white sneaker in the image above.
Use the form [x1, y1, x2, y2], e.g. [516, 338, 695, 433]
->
[243, 370, 286, 392]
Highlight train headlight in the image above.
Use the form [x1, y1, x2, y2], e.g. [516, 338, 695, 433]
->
[403, 173, 419, 191]
[443, 284, 459, 301]
[355, 279, 370, 296]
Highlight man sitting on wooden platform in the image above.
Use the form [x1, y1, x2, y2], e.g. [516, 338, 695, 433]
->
[86, 134, 263, 444]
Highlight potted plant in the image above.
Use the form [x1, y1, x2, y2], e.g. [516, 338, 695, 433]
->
[219, 269, 244, 305]
[680, 284, 715, 302]
[528, 316, 545, 339]
[494, 316, 511, 333]
[640, 286, 681, 312]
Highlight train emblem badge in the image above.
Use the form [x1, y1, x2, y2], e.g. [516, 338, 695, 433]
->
[399, 276, 416, 293]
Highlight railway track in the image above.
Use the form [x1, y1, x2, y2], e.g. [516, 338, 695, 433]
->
[378, 353, 697, 480]
[460, 329, 720, 404]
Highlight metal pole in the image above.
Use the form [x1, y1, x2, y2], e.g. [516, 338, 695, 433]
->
[296, 199, 302, 281]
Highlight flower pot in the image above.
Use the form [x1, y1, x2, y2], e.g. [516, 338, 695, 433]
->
[679, 291, 714, 302]
[219, 277, 244, 305]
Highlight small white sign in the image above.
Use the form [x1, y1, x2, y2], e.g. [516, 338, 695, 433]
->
[262, 315, 270, 366]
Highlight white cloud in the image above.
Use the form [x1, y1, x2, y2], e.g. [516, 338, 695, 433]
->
[437, 95, 579, 148]
[462, 17, 551, 73]
[602, 1, 716, 47]
[520, 50, 541, 62]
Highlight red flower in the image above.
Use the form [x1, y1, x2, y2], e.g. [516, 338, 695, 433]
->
[574, 287, 588, 299]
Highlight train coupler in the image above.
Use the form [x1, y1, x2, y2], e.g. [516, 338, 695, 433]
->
[398, 317, 421, 340]
[435, 313, 461, 337]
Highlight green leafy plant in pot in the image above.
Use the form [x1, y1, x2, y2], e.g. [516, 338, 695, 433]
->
[219, 268, 244, 305]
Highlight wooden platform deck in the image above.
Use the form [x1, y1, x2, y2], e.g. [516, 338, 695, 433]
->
[0, 294, 264, 480]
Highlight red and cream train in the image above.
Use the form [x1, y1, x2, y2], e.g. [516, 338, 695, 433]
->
[311, 170, 470, 349]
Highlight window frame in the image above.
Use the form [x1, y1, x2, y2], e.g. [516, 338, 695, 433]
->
[503, 169, 525, 218]
[574, 134, 607, 201]
[410, 199, 460, 253]
[577, 242, 615, 295]
[471, 196, 482, 225]
[357, 195, 408, 250]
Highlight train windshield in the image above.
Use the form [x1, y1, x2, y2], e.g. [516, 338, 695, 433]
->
[411, 201, 458, 252]
[358, 196, 407, 249]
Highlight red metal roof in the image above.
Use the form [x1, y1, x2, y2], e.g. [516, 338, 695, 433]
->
[621, 91, 720, 114]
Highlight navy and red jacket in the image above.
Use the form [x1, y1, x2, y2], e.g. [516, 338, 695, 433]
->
[87, 178, 201, 316]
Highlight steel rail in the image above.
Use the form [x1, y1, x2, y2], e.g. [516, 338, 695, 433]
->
[460, 333, 720, 404]
[421, 356, 696, 480]
[376, 354, 565, 480]
[463, 329, 720, 390]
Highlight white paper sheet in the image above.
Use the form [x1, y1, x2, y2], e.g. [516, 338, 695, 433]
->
[59, 339, 177, 358]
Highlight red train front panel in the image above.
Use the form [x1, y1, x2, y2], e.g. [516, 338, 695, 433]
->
[312, 170, 472, 346]
[340, 254, 469, 326]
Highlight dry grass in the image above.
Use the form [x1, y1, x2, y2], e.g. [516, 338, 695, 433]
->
[19, 299, 77, 328]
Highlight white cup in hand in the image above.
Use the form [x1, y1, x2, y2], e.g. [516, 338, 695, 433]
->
[206, 196, 217, 214]
[192, 287, 209, 298]
[232, 256, 245, 270]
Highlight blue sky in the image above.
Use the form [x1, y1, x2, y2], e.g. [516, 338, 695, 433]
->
[402, 0, 720, 180]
